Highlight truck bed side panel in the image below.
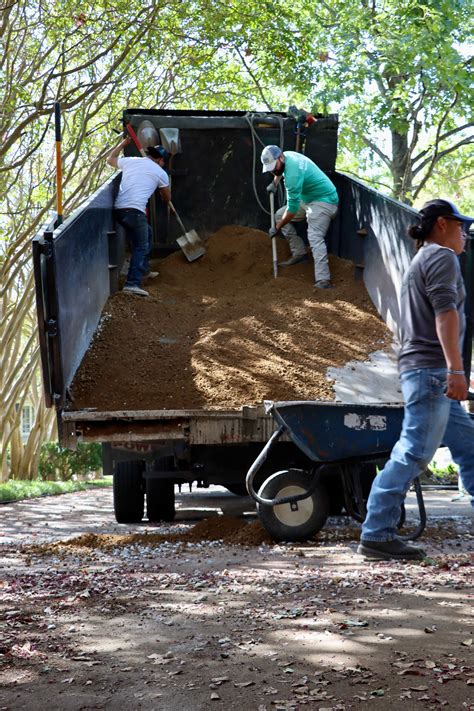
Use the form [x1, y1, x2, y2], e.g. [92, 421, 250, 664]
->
[33, 175, 120, 406]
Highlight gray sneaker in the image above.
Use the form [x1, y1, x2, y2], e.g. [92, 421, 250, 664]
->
[123, 285, 149, 297]
[357, 538, 426, 561]
[315, 280, 334, 289]
[279, 254, 309, 267]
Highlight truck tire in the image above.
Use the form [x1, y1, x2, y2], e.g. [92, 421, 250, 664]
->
[113, 461, 145, 523]
[257, 469, 330, 543]
[146, 479, 176, 522]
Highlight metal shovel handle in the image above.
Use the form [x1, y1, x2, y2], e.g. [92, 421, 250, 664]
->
[269, 193, 278, 279]
[169, 201, 187, 236]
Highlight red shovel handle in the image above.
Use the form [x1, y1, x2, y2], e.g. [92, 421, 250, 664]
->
[126, 123, 146, 157]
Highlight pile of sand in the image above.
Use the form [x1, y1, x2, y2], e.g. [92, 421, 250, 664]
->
[69, 226, 391, 411]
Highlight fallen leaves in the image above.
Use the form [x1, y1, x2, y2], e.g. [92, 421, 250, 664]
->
[9, 642, 47, 659]
[1, 501, 473, 711]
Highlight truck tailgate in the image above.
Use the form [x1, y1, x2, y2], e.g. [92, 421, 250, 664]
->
[60, 405, 278, 447]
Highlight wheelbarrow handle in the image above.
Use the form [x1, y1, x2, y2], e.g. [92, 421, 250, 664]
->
[397, 476, 427, 542]
[443, 387, 474, 401]
[246, 425, 324, 507]
[246, 425, 285, 503]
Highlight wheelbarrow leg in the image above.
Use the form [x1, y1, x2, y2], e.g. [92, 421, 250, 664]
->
[340, 463, 367, 523]
[397, 476, 427, 541]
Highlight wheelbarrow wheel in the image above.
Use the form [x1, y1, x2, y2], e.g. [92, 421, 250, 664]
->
[257, 469, 330, 543]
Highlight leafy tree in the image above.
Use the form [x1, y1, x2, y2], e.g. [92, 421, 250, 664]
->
[0, 0, 289, 480]
[304, 0, 473, 204]
[210, 0, 472, 204]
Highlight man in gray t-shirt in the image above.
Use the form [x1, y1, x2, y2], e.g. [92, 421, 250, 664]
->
[358, 199, 474, 562]
[399, 242, 466, 373]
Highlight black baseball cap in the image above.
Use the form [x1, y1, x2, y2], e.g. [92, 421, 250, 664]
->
[419, 199, 473, 224]
[146, 144, 169, 160]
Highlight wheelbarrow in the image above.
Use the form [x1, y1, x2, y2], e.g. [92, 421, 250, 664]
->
[246, 400, 427, 543]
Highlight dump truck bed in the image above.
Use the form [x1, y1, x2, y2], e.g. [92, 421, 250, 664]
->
[33, 109, 473, 449]
[67, 227, 392, 414]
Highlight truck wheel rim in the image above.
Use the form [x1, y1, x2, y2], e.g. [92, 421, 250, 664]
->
[273, 485, 314, 526]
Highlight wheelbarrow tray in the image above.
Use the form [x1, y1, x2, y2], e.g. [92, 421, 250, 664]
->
[269, 400, 404, 462]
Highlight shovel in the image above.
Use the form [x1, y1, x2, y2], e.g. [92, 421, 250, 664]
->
[128, 123, 206, 261]
[269, 192, 278, 278]
[160, 127, 181, 231]
[169, 202, 206, 262]
[159, 127, 181, 157]
[159, 127, 206, 262]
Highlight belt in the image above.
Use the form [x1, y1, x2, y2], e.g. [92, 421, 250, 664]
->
[114, 207, 143, 214]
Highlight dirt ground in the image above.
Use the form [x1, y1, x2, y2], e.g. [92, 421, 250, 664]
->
[1, 488, 473, 710]
[69, 226, 391, 411]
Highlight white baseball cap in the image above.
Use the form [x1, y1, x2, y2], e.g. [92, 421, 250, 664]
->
[261, 145, 283, 173]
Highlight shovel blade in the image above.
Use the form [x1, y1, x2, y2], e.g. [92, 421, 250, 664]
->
[160, 128, 181, 155]
[176, 229, 206, 262]
[137, 120, 159, 149]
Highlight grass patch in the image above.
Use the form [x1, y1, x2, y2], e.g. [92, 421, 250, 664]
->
[0, 477, 112, 503]
[425, 460, 459, 486]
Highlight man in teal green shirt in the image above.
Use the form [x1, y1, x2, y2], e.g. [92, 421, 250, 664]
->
[262, 145, 338, 288]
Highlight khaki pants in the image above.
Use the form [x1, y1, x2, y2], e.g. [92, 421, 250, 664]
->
[276, 201, 338, 283]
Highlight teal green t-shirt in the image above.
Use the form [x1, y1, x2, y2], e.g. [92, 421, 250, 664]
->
[283, 151, 338, 213]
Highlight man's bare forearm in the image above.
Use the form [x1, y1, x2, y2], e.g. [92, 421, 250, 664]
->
[435, 309, 467, 400]
[435, 309, 463, 370]
[160, 186, 171, 204]
[276, 209, 296, 230]
[106, 136, 130, 167]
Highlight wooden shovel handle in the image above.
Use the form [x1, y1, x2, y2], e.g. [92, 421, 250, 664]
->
[126, 123, 146, 157]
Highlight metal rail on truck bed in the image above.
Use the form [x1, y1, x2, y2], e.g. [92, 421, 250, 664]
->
[60, 406, 279, 448]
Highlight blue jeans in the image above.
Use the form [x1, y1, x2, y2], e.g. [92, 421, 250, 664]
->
[115, 209, 150, 287]
[361, 367, 474, 542]
[142, 224, 153, 275]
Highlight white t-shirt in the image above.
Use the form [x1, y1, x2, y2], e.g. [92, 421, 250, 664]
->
[115, 157, 169, 213]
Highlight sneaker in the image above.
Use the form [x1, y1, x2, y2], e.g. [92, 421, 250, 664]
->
[315, 280, 334, 289]
[144, 271, 159, 279]
[123, 285, 149, 297]
[279, 254, 309, 267]
[357, 538, 426, 561]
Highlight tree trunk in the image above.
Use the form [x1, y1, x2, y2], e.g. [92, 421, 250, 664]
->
[391, 131, 412, 203]
[19, 398, 56, 480]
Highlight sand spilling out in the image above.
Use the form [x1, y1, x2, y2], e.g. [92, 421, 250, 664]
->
[26, 516, 358, 555]
[70, 225, 392, 411]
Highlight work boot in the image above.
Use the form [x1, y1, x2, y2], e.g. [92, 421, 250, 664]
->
[315, 280, 334, 289]
[357, 538, 426, 561]
[123, 285, 149, 297]
[279, 254, 309, 267]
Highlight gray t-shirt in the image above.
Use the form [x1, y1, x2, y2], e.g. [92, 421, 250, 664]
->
[398, 242, 466, 374]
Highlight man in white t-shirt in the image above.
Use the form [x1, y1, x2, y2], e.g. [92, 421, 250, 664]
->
[107, 136, 171, 296]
